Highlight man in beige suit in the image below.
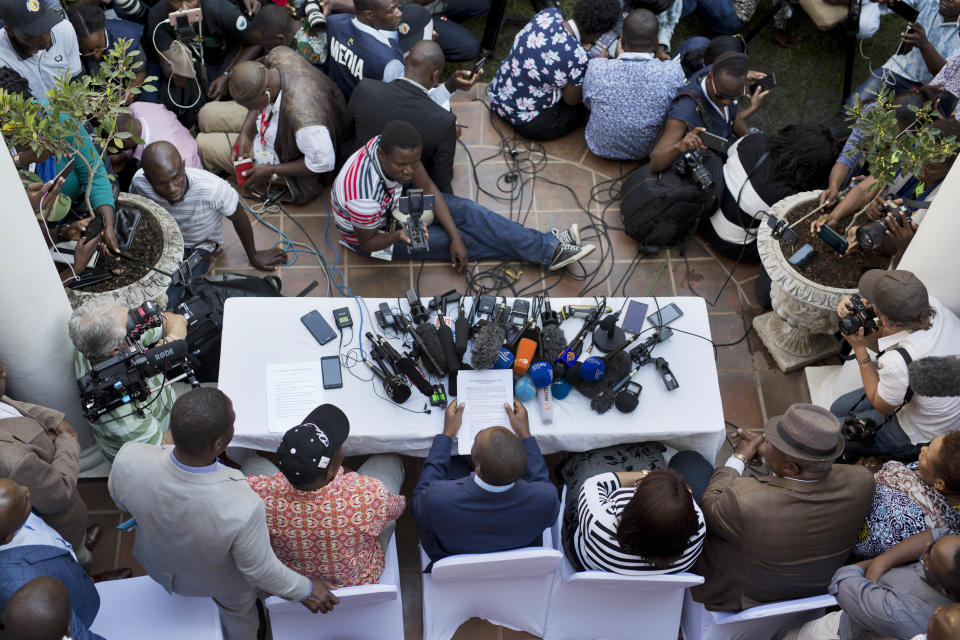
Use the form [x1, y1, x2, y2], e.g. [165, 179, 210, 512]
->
[690, 403, 876, 611]
[0, 362, 92, 567]
[108, 388, 338, 640]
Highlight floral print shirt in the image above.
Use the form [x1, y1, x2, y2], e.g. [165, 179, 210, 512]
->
[247, 469, 405, 586]
[487, 8, 589, 125]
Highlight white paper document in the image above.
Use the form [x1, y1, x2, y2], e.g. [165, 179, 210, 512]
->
[265, 362, 324, 433]
[456, 369, 514, 455]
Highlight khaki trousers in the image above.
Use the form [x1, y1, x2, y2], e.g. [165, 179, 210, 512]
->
[196, 101, 248, 175]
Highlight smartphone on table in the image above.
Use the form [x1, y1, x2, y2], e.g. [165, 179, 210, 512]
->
[320, 355, 343, 389]
[647, 302, 684, 327]
[301, 310, 337, 345]
[621, 300, 649, 334]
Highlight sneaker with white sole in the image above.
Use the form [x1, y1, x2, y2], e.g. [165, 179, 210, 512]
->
[548, 242, 595, 271]
[551, 223, 581, 246]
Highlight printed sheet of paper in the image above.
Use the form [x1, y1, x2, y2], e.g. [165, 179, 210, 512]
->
[456, 369, 514, 455]
[265, 362, 324, 433]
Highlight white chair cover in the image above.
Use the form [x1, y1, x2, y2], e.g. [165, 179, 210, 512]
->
[543, 485, 705, 640]
[89, 575, 223, 639]
[264, 533, 404, 640]
[680, 589, 837, 640]
[420, 527, 562, 640]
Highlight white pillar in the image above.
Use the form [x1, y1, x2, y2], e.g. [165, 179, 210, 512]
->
[0, 137, 98, 462]
[899, 161, 960, 316]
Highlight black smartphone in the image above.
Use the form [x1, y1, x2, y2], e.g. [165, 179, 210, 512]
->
[889, 0, 919, 21]
[621, 300, 649, 333]
[750, 72, 777, 95]
[300, 310, 337, 345]
[647, 302, 683, 327]
[471, 55, 487, 76]
[320, 355, 343, 389]
[940, 90, 959, 118]
[817, 225, 849, 255]
[788, 243, 816, 268]
[510, 299, 530, 326]
[84, 213, 105, 240]
[698, 130, 730, 154]
[52, 157, 76, 184]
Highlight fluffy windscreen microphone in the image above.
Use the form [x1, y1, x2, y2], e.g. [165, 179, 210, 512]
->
[363, 358, 412, 404]
[437, 313, 460, 396]
[413, 322, 447, 377]
[541, 302, 567, 364]
[455, 302, 470, 359]
[374, 336, 434, 398]
[908, 356, 960, 397]
[575, 352, 632, 400]
[590, 388, 617, 414]
[471, 308, 507, 369]
[614, 386, 640, 413]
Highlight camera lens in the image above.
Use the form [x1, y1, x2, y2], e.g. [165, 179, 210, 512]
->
[114, 0, 148, 20]
[855, 221, 887, 251]
[304, 2, 326, 28]
[839, 315, 862, 336]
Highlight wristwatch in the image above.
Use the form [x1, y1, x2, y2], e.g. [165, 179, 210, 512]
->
[732, 453, 748, 464]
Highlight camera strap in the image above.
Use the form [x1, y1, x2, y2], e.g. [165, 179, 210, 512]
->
[880, 347, 915, 405]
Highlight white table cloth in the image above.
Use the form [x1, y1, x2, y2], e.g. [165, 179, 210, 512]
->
[218, 296, 725, 460]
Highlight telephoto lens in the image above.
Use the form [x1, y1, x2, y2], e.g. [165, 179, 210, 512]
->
[115, 0, 149, 21]
[304, 2, 327, 29]
[855, 220, 888, 251]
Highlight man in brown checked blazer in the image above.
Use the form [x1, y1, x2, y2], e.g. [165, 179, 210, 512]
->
[0, 362, 94, 567]
[691, 403, 876, 611]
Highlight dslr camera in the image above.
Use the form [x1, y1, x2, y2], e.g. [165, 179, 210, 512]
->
[842, 414, 882, 445]
[673, 151, 713, 192]
[302, 1, 327, 30]
[855, 196, 914, 251]
[839, 294, 880, 336]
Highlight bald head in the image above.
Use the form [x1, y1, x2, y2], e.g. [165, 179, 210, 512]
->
[621, 9, 659, 52]
[0, 479, 30, 543]
[406, 41, 445, 75]
[142, 141, 182, 176]
[2, 577, 71, 640]
[929, 603, 960, 640]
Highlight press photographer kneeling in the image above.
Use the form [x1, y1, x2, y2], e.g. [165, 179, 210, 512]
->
[69, 300, 194, 464]
[830, 270, 960, 461]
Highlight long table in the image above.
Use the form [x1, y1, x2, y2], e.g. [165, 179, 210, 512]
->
[218, 296, 725, 461]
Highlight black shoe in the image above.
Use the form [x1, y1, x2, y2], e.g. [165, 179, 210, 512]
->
[548, 242, 596, 271]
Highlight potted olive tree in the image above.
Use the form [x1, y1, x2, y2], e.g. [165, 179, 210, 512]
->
[0, 41, 184, 307]
[753, 89, 959, 372]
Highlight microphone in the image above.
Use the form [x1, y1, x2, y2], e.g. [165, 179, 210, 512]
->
[538, 385, 554, 424]
[455, 300, 470, 360]
[436, 307, 461, 396]
[614, 384, 641, 413]
[363, 357, 412, 403]
[515, 375, 536, 402]
[908, 356, 960, 397]
[592, 313, 626, 352]
[372, 334, 434, 398]
[398, 315, 446, 377]
[529, 361, 554, 388]
[142, 339, 188, 370]
[541, 301, 568, 363]
[514, 338, 537, 377]
[579, 334, 641, 382]
[471, 305, 507, 369]
[494, 347, 515, 369]
[552, 378, 572, 399]
[556, 304, 604, 369]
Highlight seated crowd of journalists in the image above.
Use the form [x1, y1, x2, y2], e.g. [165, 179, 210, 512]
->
[4, 0, 960, 636]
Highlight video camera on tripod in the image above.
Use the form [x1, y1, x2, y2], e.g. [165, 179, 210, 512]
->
[78, 301, 200, 421]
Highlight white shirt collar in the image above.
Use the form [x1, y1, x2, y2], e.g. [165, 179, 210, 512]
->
[351, 17, 397, 48]
[0, 401, 23, 420]
[399, 76, 429, 93]
[473, 473, 515, 493]
[566, 19, 580, 44]
[618, 51, 655, 60]
[700, 76, 730, 121]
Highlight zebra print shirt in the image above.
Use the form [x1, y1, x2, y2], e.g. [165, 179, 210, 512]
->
[572, 472, 705, 575]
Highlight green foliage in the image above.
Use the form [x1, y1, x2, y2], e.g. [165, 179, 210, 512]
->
[0, 39, 155, 214]
[844, 87, 960, 192]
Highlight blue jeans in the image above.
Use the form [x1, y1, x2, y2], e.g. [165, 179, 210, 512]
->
[846, 68, 920, 106]
[393, 194, 559, 265]
[830, 388, 924, 460]
[682, 0, 743, 34]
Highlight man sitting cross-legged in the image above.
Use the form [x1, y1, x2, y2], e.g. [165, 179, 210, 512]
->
[333, 120, 594, 272]
[131, 141, 288, 305]
[413, 399, 560, 565]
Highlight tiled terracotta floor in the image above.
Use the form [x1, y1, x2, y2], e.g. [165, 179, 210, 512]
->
[82, 84, 810, 639]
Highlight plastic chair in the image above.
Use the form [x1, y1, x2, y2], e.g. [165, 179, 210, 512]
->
[264, 533, 404, 640]
[420, 528, 563, 640]
[680, 589, 838, 640]
[543, 486, 705, 640]
[89, 575, 223, 639]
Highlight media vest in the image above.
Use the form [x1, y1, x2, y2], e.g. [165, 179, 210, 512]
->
[325, 14, 404, 98]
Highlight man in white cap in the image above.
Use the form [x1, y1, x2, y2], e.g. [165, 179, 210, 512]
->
[0, 0, 81, 98]
[680, 403, 875, 612]
[832, 269, 960, 461]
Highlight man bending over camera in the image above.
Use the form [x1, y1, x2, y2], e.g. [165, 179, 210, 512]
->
[831, 269, 960, 461]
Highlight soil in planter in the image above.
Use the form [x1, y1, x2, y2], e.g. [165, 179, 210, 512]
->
[776, 200, 889, 289]
[83, 208, 164, 293]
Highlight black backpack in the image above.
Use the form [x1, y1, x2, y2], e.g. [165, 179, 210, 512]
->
[176, 273, 284, 382]
[619, 158, 719, 255]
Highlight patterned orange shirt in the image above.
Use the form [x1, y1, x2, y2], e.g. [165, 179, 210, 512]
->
[247, 469, 406, 586]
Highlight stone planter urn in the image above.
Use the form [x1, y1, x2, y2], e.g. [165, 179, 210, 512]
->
[66, 192, 183, 310]
[753, 190, 857, 372]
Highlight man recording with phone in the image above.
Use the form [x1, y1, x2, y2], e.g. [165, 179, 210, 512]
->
[847, 0, 960, 104]
[830, 270, 960, 461]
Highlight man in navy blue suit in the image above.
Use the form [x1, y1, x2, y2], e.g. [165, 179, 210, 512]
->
[413, 399, 560, 565]
[0, 479, 105, 640]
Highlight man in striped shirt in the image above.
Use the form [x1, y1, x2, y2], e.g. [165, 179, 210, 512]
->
[332, 120, 595, 271]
